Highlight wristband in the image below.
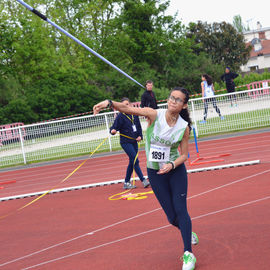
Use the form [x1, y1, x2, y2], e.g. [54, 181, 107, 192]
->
[107, 99, 113, 109]
[168, 161, 175, 170]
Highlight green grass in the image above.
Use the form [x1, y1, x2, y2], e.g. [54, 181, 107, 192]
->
[195, 108, 270, 136]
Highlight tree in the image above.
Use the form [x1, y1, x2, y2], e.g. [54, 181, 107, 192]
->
[186, 21, 252, 71]
[233, 15, 250, 33]
[102, 0, 214, 96]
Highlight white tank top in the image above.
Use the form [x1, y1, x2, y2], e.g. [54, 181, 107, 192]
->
[203, 81, 214, 97]
[145, 109, 188, 170]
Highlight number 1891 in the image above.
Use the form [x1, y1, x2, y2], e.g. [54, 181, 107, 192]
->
[152, 151, 165, 160]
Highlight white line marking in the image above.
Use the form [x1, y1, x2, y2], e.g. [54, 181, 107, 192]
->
[0, 208, 161, 267]
[22, 195, 270, 270]
[1, 165, 269, 268]
[0, 160, 260, 201]
[188, 166, 270, 200]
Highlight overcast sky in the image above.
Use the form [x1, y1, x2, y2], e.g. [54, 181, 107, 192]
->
[165, 0, 270, 30]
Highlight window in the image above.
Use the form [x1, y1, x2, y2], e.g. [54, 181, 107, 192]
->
[250, 66, 259, 71]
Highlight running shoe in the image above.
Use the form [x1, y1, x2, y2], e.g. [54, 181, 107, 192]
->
[191, 232, 199, 245]
[182, 251, 196, 270]
[123, 182, 136, 189]
[142, 179, 150, 188]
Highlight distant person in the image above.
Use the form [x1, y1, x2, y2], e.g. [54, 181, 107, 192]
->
[221, 67, 239, 107]
[200, 74, 224, 124]
[141, 80, 158, 109]
[110, 97, 150, 190]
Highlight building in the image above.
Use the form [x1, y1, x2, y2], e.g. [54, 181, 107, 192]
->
[241, 22, 270, 73]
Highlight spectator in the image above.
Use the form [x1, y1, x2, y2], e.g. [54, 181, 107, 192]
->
[110, 97, 150, 190]
[221, 67, 239, 107]
[141, 80, 158, 109]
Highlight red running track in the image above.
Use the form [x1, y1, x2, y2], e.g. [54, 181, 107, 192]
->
[0, 131, 270, 269]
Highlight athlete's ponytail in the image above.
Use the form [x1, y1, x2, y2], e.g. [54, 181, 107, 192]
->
[171, 87, 192, 131]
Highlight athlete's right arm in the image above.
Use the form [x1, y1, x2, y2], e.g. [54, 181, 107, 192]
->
[93, 100, 157, 125]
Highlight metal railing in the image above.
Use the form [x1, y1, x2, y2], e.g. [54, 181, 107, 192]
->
[1, 87, 269, 168]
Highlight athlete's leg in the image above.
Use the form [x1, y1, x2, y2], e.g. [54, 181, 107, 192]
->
[169, 163, 192, 253]
[121, 142, 137, 182]
[147, 166, 192, 252]
[121, 142, 144, 182]
[130, 142, 145, 181]
[212, 97, 221, 116]
[203, 99, 209, 120]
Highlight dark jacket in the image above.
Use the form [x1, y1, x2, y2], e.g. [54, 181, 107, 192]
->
[221, 72, 239, 91]
[141, 90, 158, 109]
[110, 113, 143, 144]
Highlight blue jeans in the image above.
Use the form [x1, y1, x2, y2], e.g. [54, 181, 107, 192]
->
[121, 142, 145, 183]
[147, 163, 192, 252]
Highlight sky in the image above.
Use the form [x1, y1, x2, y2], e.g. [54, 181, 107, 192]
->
[165, 0, 270, 30]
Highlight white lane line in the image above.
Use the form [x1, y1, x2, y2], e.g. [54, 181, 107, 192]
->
[188, 166, 270, 200]
[22, 195, 270, 270]
[0, 160, 260, 201]
[0, 208, 161, 267]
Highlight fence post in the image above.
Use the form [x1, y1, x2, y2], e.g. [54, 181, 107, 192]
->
[18, 127, 27, 164]
[104, 114, 112, 152]
[190, 100, 199, 137]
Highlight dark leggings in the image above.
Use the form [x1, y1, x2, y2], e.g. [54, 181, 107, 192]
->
[203, 97, 221, 120]
[121, 142, 145, 183]
[147, 163, 192, 252]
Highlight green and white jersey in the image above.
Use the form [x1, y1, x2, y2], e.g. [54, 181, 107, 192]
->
[146, 109, 188, 170]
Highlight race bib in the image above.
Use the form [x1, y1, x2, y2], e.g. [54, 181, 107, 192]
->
[149, 144, 170, 162]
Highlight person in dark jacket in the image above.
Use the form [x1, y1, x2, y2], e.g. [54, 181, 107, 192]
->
[140, 80, 158, 109]
[221, 67, 239, 107]
[110, 97, 150, 189]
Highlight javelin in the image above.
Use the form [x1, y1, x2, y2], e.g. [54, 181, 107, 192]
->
[15, 0, 145, 89]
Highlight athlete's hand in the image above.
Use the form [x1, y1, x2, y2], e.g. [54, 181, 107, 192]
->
[157, 163, 173, 174]
[93, 100, 109, 115]
[136, 136, 142, 142]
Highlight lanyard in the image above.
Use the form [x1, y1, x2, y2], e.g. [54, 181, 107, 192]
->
[123, 113, 134, 124]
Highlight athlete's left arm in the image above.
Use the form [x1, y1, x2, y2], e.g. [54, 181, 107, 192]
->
[175, 126, 190, 167]
[157, 127, 189, 174]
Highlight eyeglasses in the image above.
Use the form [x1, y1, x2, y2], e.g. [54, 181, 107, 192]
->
[168, 95, 184, 104]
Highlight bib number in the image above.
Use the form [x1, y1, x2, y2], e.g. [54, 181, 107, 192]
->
[149, 144, 170, 162]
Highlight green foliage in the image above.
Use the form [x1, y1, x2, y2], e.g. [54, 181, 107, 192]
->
[0, 98, 37, 124]
[237, 71, 270, 85]
[186, 21, 252, 71]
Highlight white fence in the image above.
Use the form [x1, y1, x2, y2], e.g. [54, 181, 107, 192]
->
[0, 87, 269, 168]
